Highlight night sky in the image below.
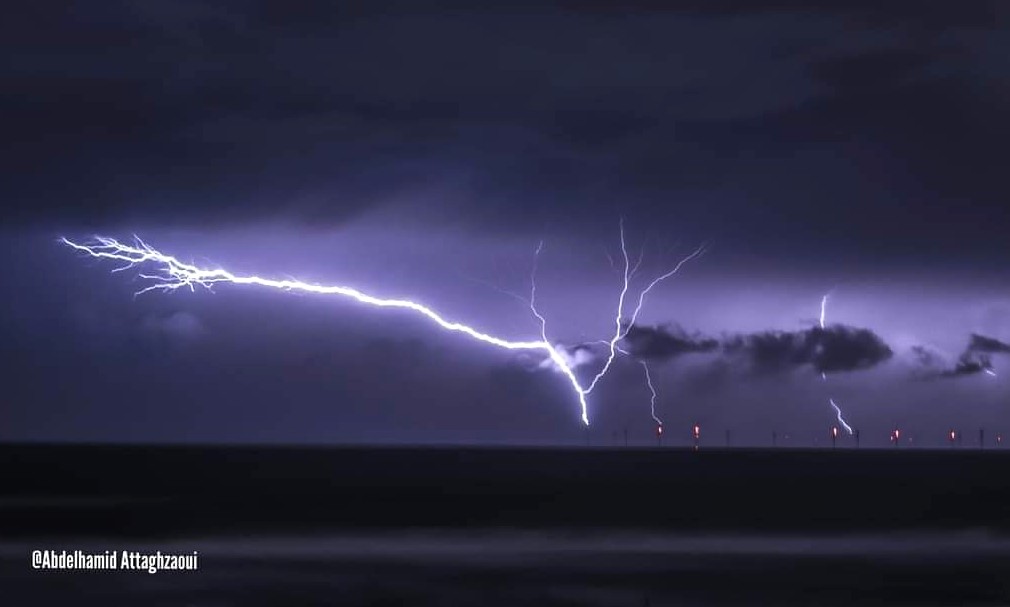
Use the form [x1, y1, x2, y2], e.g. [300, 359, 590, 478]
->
[3, 1, 1010, 446]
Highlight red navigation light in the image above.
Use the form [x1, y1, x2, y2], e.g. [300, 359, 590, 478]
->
[831, 426, 839, 439]
[949, 430, 956, 442]
[692, 424, 700, 439]
[894, 429, 901, 441]
[657, 425, 663, 436]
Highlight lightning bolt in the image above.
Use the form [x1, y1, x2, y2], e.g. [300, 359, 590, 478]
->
[602, 343, 664, 426]
[819, 293, 853, 435]
[608, 242, 705, 426]
[527, 240, 592, 425]
[579, 225, 704, 426]
[985, 368, 998, 377]
[828, 398, 853, 435]
[587, 225, 703, 394]
[819, 293, 828, 330]
[625, 244, 706, 333]
[62, 236, 594, 425]
[585, 220, 633, 394]
[63, 227, 704, 429]
[640, 359, 661, 426]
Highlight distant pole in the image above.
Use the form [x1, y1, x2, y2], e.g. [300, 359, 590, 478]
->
[980, 428, 985, 450]
[656, 424, 663, 447]
[772, 430, 777, 447]
[855, 428, 860, 449]
[998, 433, 1003, 447]
[692, 423, 700, 451]
[892, 427, 901, 447]
[949, 429, 956, 448]
[831, 426, 838, 449]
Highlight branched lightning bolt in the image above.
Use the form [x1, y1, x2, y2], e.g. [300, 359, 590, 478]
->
[585, 220, 633, 394]
[582, 229, 704, 425]
[62, 235, 593, 425]
[624, 244, 706, 333]
[819, 294, 853, 435]
[63, 227, 703, 429]
[608, 243, 705, 426]
[527, 240, 591, 425]
[587, 225, 704, 396]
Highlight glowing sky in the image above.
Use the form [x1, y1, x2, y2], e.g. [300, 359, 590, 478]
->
[3, 2, 1010, 446]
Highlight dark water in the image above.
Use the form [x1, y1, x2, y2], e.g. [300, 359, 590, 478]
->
[3, 444, 1010, 605]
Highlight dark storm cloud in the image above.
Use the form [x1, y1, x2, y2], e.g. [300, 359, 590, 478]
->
[943, 352, 994, 378]
[722, 325, 892, 375]
[908, 333, 1008, 380]
[619, 323, 719, 361]
[554, 0, 1002, 27]
[967, 333, 1010, 354]
[910, 345, 945, 371]
[4, 0, 1009, 262]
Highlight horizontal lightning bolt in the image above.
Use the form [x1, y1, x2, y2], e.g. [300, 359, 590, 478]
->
[62, 236, 593, 424]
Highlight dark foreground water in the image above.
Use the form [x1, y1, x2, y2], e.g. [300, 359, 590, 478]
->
[3, 444, 1010, 605]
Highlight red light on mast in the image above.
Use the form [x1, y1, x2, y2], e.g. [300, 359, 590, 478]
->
[831, 426, 839, 439]
[657, 425, 663, 436]
[692, 424, 700, 440]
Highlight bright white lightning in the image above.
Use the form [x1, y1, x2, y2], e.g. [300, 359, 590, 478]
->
[640, 360, 661, 426]
[601, 243, 704, 425]
[597, 344, 665, 426]
[819, 293, 853, 435]
[586, 226, 704, 396]
[828, 398, 853, 435]
[986, 368, 998, 377]
[63, 236, 593, 424]
[528, 240, 591, 425]
[624, 244, 706, 333]
[585, 220, 633, 394]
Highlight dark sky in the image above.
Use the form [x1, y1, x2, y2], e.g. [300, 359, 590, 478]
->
[3, 1, 1010, 446]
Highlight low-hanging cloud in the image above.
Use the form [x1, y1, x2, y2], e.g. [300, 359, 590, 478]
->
[619, 323, 719, 361]
[968, 333, 1010, 354]
[908, 333, 1004, 380]
[537, 343, 597, 373]
[944, 352, 994, 378]
[722, 324, 893, 375]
